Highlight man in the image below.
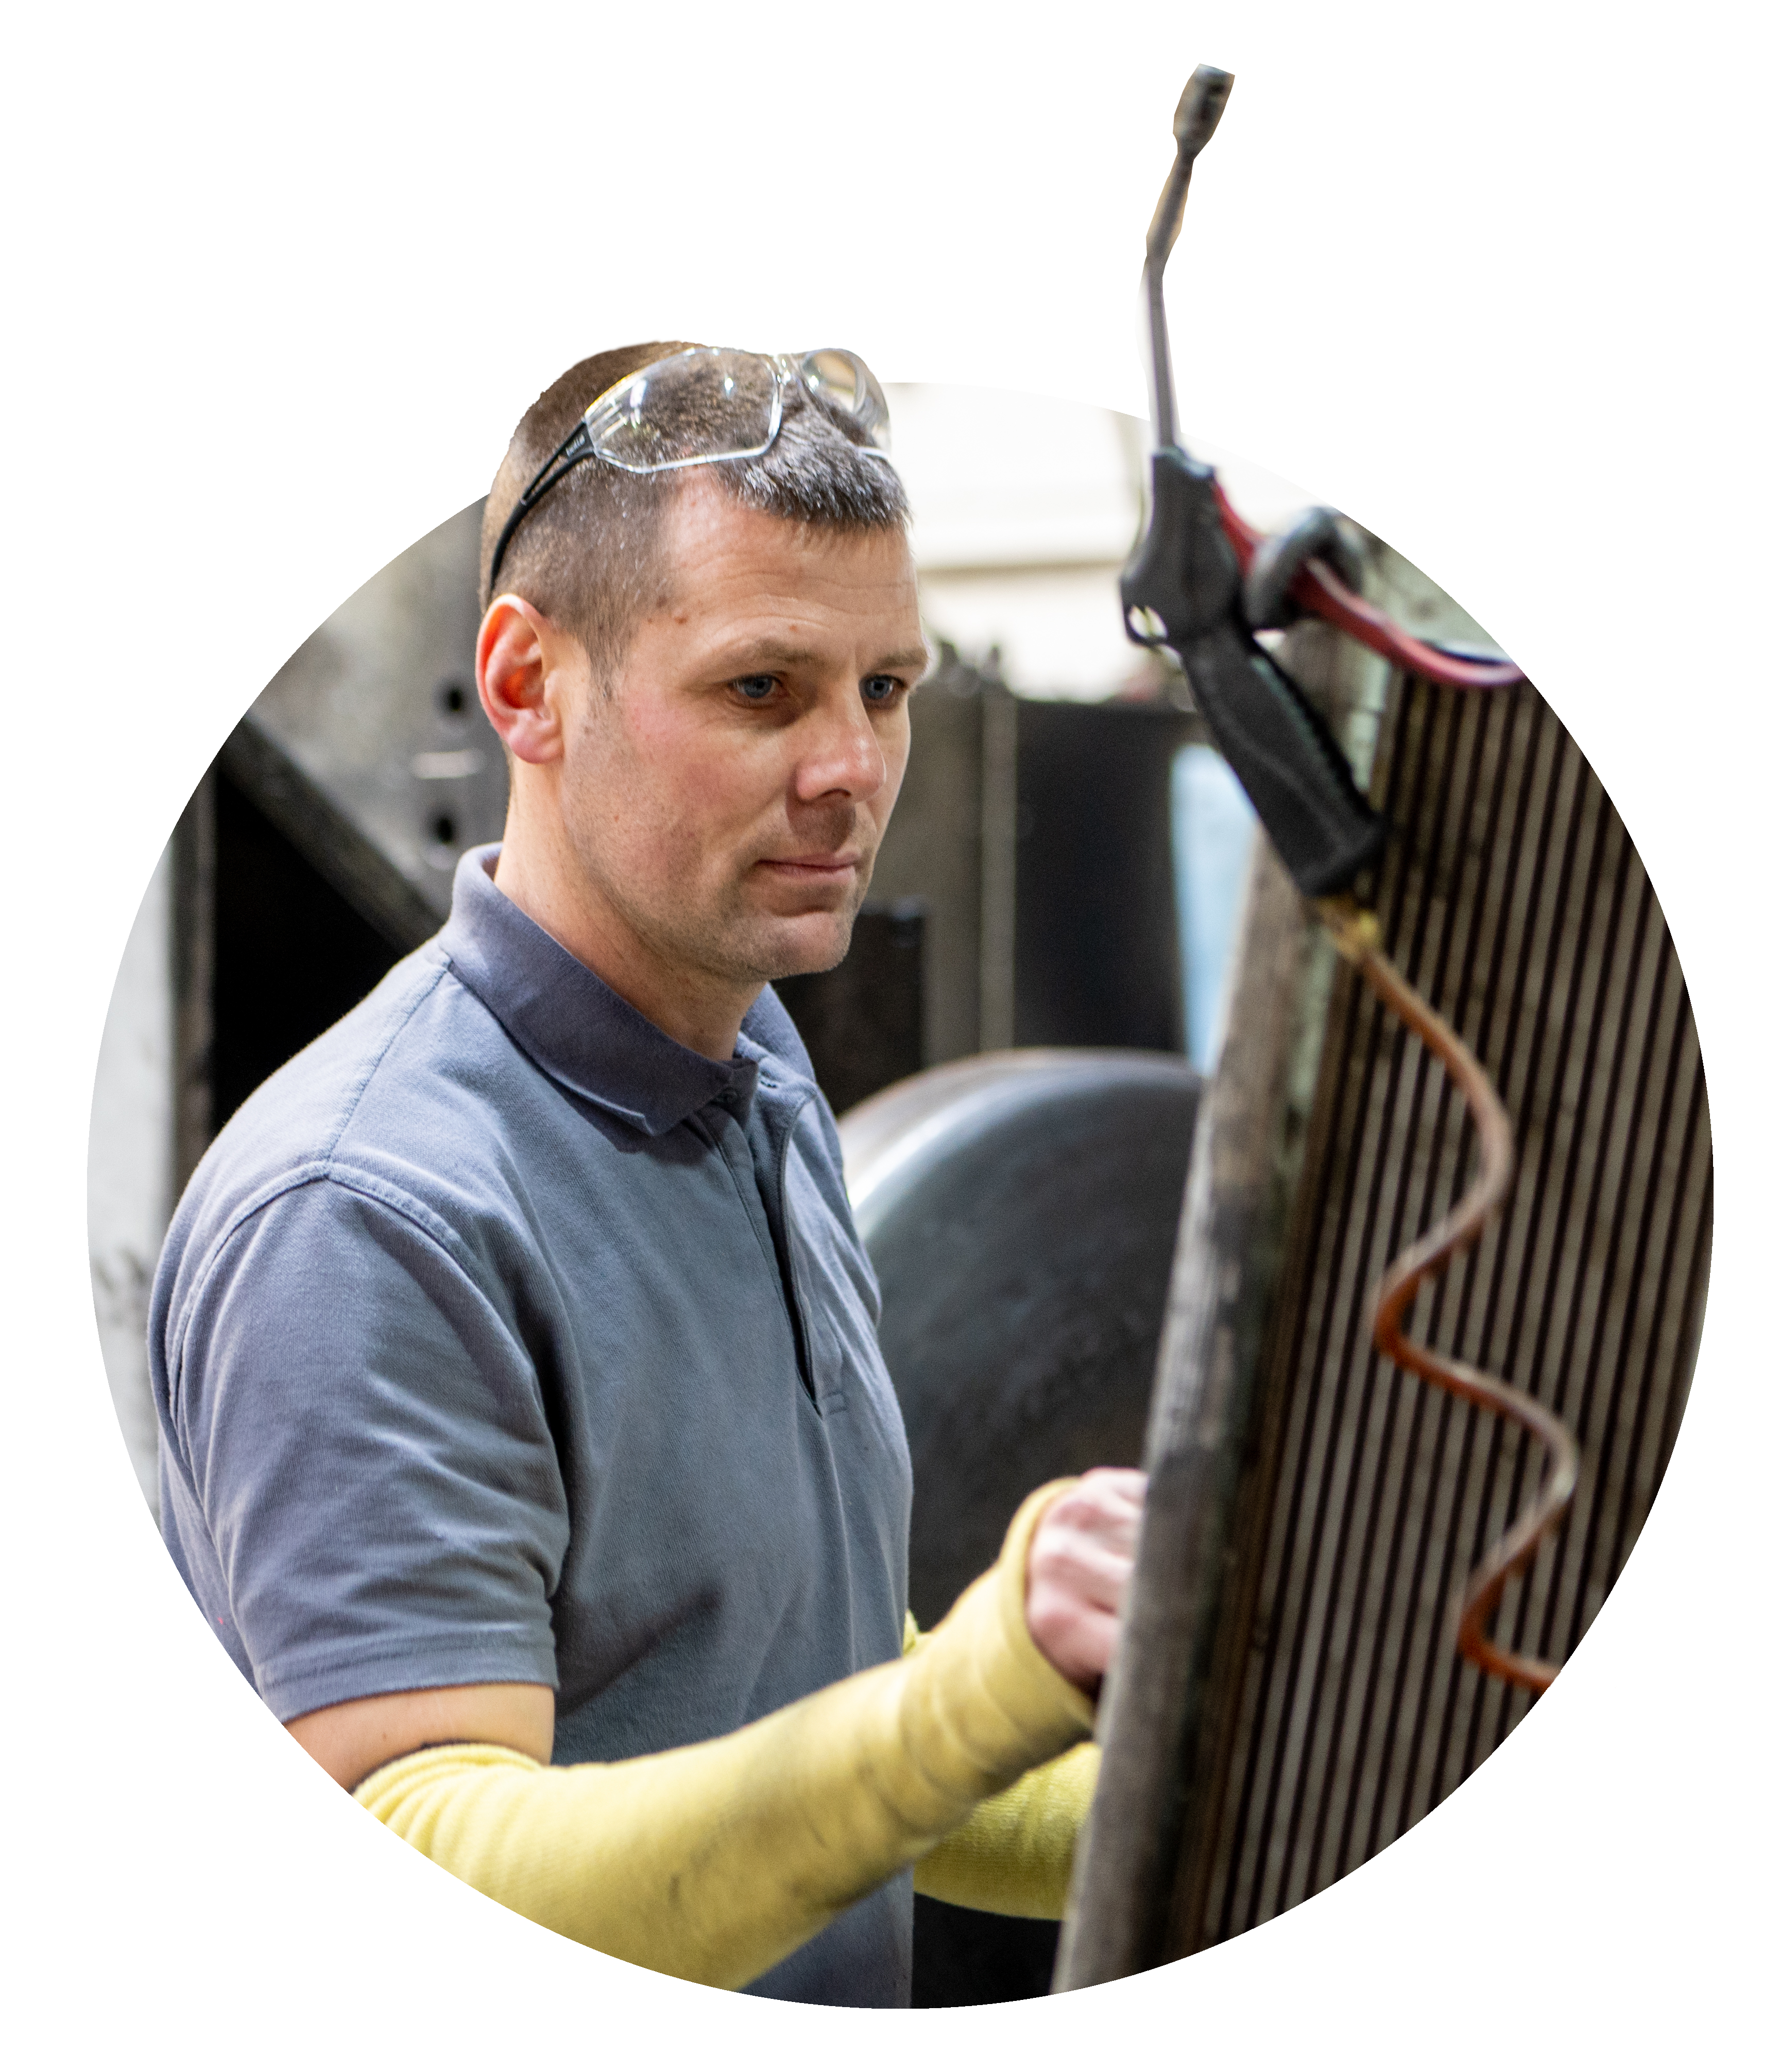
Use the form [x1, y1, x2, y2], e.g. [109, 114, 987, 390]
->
[150, 342, 1146, 2005]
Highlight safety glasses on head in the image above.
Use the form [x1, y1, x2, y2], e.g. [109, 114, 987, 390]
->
[486, 346, 895, 591]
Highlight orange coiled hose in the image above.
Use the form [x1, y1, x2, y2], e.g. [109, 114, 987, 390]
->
[1317, 897, 1581, 1695]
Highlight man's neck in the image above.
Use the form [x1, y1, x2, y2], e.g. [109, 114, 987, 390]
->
[490, 836, 758, 1064]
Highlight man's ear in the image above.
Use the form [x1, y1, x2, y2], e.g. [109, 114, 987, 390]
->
[477, 595, 579, 765]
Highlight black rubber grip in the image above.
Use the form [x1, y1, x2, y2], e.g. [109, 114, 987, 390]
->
[1122, 449, 1387, 897]
[1174, 621, 1388, 895]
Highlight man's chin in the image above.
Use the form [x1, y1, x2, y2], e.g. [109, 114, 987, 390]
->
[749, 910, 859, 985]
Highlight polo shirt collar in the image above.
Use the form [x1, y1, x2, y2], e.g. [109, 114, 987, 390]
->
[438, 845, 762, 1137]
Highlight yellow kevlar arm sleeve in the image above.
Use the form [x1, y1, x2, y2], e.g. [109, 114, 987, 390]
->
[899, 1610, 1099, 1918]
[354, 1481, 1094, 1991]
[911, 1742, 1098, 1918]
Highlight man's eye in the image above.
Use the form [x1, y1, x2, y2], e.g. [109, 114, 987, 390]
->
[862, 675, 902, 704]
[732, 675, 778, 702]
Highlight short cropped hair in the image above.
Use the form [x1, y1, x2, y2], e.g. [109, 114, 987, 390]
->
[480, 342, 911, 683]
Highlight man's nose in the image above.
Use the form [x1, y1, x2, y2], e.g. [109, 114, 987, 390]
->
[795, 687, 888, 803]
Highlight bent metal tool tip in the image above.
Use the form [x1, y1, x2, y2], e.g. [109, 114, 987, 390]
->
[1173, 65, 1234, 159]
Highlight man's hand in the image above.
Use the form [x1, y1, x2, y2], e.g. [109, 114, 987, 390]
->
[1024, 1468, 1148, 1694]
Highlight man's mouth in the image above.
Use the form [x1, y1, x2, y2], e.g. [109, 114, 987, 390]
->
[756, 850, 863, 881]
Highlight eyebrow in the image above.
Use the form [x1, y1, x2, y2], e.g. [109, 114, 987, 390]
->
[715, 641, 931, 675]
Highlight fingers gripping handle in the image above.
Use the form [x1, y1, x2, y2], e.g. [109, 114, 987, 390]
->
[1124, 448, 1388, 897]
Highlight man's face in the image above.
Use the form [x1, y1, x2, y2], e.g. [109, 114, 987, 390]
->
[554, 473, 926, 997]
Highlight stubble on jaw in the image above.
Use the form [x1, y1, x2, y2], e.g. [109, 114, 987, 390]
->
[556, 681, 891, 999]
[689, 850, 876, 993]
[553, 728, 877, 1001]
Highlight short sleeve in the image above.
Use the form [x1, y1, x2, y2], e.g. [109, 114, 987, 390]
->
[160, 1172, 569, 1721]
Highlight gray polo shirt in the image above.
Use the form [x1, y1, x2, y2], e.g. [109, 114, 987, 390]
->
[150, 845, 915, 2005]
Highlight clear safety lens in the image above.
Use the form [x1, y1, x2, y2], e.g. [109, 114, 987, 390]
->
[585, 348, 783, 473]
[797, 348, 892, 451]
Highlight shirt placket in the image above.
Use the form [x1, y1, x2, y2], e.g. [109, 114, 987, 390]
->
[707, 1088, 817, 1408]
